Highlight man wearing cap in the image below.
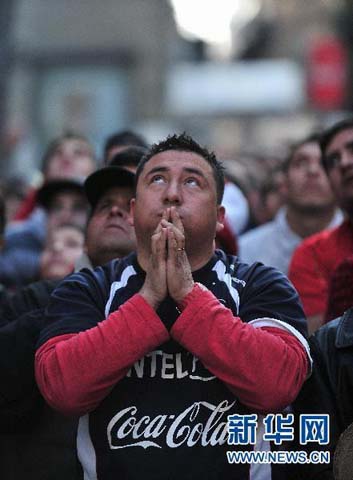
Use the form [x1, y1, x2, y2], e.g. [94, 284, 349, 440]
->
[35, 133, 310, 480]
[79, 164, 136, 269]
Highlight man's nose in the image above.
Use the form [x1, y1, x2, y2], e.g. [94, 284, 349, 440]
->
[60, 153, 74, 166]
[306, 160, 321, 175]
[163, 181, 182, 205]
[52, 240, 63, 253]
[109, 204, 125, 217]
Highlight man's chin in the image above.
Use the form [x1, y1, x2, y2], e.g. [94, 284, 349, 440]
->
[291, 201, 335, 215]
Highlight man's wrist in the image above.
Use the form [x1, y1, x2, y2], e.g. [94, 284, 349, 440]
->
[177, 282, 208, 310]
[139, 288, 161, 310]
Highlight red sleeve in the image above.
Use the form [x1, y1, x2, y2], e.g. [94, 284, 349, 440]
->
[35, 294, 169, 416]
[288, 243, 328, 317]
[172, 285, 308, 413]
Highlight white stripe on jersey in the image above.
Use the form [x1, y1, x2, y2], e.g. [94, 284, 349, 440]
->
[104, 265, 137, 317]
[77, 414, 98, 480]
[212, 260, 240, 314]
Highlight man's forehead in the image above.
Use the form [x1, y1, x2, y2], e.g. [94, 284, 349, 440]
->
[144, 150, 212, 174]
[52, 190, 85, 201]
[293, 141, 320, 159]
[56, 139, 92, 153]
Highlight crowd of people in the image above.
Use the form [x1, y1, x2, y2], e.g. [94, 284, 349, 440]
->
[0, 119, 352, 479]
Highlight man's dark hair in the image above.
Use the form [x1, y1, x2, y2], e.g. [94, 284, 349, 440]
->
[109, 146, 148, 169]
[103, 130, 148, 161]
[41, 132, 95, 173]
[320, 118, 353, 170]
[135, 133, 225, 204]
[284, 132, 322, 172]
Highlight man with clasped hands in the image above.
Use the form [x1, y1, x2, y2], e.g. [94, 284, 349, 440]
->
[35, 133, 309, 480]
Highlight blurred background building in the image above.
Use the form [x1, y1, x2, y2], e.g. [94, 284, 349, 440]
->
[0, 0, 352, 178]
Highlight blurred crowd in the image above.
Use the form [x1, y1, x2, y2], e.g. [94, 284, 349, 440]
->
[0, 124, 348, 331]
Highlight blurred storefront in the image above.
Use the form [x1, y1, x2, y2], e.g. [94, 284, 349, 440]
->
[1, 0, 352, 176]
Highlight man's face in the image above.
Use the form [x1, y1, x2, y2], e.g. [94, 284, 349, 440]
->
[47, 191, 89, 232]
[324, 127, 353, 214]
[131, 150, 224, 255]
[85, 186, 136, 266]
[45, 139, 95, 180]
[285, 141, 336, 212]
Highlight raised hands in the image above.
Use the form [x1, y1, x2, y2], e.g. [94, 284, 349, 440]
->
[164, 207, 194, 304]
[139, 207, 194, 310]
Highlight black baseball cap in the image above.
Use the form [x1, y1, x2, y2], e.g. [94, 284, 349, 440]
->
[37, 179, 85, 209]
[84, 166, 135, 209]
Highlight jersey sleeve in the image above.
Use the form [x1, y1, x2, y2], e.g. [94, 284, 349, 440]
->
[36, 268, 112, 346]
[35, 271, 169, 416]
[172, 285, 308, 413]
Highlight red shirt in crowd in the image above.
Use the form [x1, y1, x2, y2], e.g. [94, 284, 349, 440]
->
[288, 219, 353, 317]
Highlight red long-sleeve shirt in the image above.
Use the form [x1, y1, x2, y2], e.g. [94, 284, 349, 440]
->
[36, 288, 308, 416]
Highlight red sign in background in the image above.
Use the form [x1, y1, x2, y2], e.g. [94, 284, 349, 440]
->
[307, 36, 348, 110]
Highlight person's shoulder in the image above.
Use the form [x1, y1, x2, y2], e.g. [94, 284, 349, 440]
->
[95, 252, 138, 282]
[219, 250, 286, 285]
[312, 317, 341, 353]
[315, 308, 353, 351]
[296, 221, 348, 254]
[71, 252, 138, 289]
[239, 222, 276, 260]
[240, 220, 276, 244]
[0, 279, 60, 324]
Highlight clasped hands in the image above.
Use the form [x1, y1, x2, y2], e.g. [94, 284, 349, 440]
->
[140, 206, 194, 310]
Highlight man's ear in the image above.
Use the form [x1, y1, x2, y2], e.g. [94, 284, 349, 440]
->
[129, 198, 135, 226]
[216, 205, 226, 233]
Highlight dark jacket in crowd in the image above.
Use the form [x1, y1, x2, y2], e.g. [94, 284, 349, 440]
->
[0, 278, 82, 480]
[291, 308, 353, 479]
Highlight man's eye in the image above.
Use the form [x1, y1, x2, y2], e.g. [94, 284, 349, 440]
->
[97, 202, 110, 211]
[291, 160, 304, 169]
[185, 177, 199, 186]
[151, 175, 165, 184]
[74, 148, 89, 156]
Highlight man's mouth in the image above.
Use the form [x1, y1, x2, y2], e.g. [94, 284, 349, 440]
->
[105, 223, 126, 232]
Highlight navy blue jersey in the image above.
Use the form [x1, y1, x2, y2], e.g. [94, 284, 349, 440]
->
[38, 250, 308, 480]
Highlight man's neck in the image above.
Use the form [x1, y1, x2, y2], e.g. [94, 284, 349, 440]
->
[286, 205, 336, 239]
